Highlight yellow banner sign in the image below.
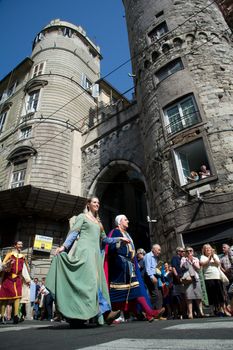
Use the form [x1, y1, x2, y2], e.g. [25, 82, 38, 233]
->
[33, 235, 53, 253]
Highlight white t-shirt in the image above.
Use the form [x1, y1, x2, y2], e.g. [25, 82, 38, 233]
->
[40, 285, 50, 296]
[200, 254, 220, 280]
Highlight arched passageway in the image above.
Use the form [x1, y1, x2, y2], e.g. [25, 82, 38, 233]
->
[90, 161, 151, 251]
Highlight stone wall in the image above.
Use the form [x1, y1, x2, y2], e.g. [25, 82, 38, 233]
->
[81, 102, 144, 196]
[123, 0, 233, 252]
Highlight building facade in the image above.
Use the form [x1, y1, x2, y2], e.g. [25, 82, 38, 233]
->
[0, 19, 150, 275]
[122, 0, 233, 256]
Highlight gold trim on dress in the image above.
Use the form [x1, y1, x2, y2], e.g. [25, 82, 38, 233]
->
[110, 281, 139, 290]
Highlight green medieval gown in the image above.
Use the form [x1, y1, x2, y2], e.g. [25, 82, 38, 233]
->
[46, 214, 112, 322]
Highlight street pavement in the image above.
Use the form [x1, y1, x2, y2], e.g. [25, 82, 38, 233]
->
[0, 317, 233, 350]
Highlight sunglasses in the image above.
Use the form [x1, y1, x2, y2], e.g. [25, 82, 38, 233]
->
[186, 249, 193, 252]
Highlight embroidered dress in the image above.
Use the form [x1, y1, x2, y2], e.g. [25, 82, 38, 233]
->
[106, 229, 145, 303]
[46, 214, 117, 322]
[0, 251, 26, 300]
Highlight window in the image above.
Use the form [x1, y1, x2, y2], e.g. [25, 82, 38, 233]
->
[156, 11, 164, 18]
[20, 127, 32, 140]
[148, 21, 168, 42]
[81, 74, 92, 91]
[174, 139, 211, 186]
[7, 81, 17, 98]
[0, 110, 7, 133]
[11, 162, 27, 188]
[32, 63, 45, 78]
[0, 91, 7, 103]
[63, 27, 72, 37]
[25, 90, 40, 114]
[156, 58, 184, 82]
[32, 32, 44, 49]
[163, 95, 200, 135]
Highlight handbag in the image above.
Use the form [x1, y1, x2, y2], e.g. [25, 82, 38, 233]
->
[219, 269, 229, 285]
[181, 270, 192, 285]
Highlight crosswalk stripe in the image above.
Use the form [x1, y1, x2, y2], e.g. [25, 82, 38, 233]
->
[77, 338, 233, 350]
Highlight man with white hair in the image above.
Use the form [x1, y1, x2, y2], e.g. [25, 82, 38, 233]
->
[144, 244, 163, 310]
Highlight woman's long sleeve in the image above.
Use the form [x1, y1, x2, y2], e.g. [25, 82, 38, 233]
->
[101, 235, 120, 247]
[63, 231, 79, 250]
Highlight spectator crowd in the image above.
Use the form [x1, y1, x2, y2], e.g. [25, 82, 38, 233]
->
[0, 238, 233, 325]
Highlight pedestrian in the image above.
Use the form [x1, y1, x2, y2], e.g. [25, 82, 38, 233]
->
[200, 244, 226, 316]
[136, 248, 146, 280]
[171, 247, 187, 319]
[0, 241, 31, 324]
[39, 280, 53, 321]
[46, 197, 128, 327]
[144, 244, 164, 311]
[105, 215, 165, 322]
[180, 247, 204, 319]
[220, 244, 233, 316]
[31, 277, 41, 320]
[163, 262, 173, 319]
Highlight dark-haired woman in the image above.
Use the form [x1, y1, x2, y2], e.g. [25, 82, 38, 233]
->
[46, 197, 129, 326]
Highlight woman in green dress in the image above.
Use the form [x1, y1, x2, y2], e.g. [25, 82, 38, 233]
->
[46, 197, 129, 326]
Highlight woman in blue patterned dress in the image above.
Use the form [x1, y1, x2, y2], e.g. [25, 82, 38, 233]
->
[105, 215, 164, 322]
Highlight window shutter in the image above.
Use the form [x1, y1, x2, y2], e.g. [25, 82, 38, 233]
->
[92, 84, 99, 98]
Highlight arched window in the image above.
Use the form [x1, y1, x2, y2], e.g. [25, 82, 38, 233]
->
[7, 146, 37, 188]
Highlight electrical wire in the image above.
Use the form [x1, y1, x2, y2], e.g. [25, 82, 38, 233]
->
[1, 0, 231, 206]
[33, 26, 232, 193]
[1, 0, 219, 140]
[35, 27, 223, 152]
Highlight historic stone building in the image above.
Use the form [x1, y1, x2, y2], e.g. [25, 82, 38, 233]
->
[122, 0, 233, 256]
[1, 1, 233, 272]
[0, 19, 149, 275]
[216, 0, 233, 29]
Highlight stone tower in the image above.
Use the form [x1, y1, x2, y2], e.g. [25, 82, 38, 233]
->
[122, 0, 233, 254]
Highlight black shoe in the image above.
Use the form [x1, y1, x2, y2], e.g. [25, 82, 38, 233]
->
[105, 310, 121, 325]
[13, 316, 19, 324]
[1, 317, 6, 325]
[69, 319, 86, 329]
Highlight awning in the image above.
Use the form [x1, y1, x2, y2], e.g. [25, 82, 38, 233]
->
[183, 221, 233, 247]
[0, 185, 86, 220]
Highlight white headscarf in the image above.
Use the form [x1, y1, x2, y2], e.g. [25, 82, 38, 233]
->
[115, 214, 125, 226]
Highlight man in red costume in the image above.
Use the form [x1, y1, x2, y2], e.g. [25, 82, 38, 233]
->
[0, 241, 30, 324]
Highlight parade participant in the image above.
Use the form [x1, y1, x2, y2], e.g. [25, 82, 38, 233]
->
[46, 197, 128, 327]
[0, 241, 30, 324]
[104, 215, 164, 322]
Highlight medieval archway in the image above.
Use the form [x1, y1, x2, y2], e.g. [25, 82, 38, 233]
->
[89, 160, 151, 251]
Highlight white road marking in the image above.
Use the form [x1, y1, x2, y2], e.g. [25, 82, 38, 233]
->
[164, 321, 233, 330]
[0, 324, 50, 332]
[77, 339, 233, 350]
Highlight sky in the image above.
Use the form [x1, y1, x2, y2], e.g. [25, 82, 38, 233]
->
[0, 0, 133, 99]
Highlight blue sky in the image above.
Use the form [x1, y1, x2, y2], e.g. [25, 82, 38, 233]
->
[0, 0, 133, 98]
